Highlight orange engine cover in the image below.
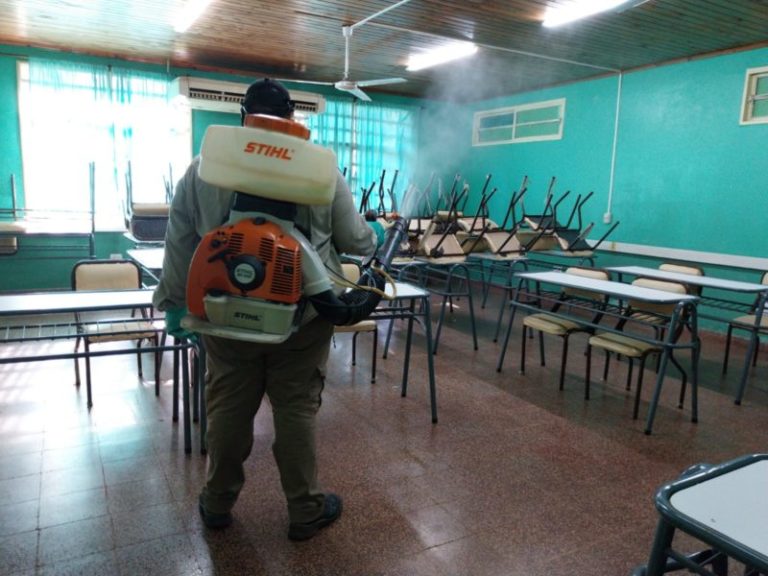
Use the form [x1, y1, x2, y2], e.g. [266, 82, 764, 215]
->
[187, 218, 302, 319]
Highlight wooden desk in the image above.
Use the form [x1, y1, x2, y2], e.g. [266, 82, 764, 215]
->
[608, 265, 768, 405]
[497, 270, 700, 434]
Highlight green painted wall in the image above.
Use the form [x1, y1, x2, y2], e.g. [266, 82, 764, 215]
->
[445, 46, 768, 260]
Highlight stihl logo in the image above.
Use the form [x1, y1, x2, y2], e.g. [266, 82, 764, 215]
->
[243, 142, 293, 160]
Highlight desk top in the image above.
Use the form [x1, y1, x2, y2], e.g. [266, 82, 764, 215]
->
[0, 289, 154, 316]
[467, 252, 527, 262]
[385, 281, 428, 300]
[608, 266, 768, 293]
[518, 271, 699, 304]
[670, 459, 768, 558]
[127, 248, 165, 272]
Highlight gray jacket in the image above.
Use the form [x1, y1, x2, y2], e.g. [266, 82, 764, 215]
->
[153, 156, 376, 323]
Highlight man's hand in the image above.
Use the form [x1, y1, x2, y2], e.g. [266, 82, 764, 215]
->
[164, 307, 198, 342]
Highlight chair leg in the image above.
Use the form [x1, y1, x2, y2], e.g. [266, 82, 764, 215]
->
[85, 340, 94, 409]
[371, 329, 378, 384]
[520, 324, 527, 374]
[585, 344, 592, 400]
[538, 331, 545, 367]
[351, 332, 358, 366]
[670, 354, 688, 410]
[74, 336, 82, 387]
[603, 351, 611, 381]
[136, 341, 144, 380]
[632, 357, 647, 420]
[558, 336, 568, 391]
[626, 358, 634, 392]
[722, 325, 733, 375]
[154, 335, 161, 397]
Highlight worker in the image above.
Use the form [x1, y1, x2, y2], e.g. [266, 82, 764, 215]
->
[153, 78, 377, 541]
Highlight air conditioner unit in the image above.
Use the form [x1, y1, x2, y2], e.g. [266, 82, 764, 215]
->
[169, 76, 326, 114]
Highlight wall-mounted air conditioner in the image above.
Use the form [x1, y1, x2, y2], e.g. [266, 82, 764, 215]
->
[169, 76, 326, 114]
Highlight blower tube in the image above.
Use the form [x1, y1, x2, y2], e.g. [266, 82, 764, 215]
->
[309, 217, 407, 326]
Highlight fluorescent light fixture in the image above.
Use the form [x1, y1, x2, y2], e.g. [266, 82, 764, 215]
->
[173, 0, 214, 33]
[406, 42, 478, 72]
[542, 0, 636, 28]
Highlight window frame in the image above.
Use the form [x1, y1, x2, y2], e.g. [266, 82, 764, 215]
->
[472, 98, 566, 146]
[739, 65, 768, 126]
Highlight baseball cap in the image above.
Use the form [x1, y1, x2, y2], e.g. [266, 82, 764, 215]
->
[241, 78, 295, 120]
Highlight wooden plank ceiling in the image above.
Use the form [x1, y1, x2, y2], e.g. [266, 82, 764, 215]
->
[0, 0, 766, 102]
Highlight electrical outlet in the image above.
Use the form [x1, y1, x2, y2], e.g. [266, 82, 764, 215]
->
[110, 253, 123, 260]
[602, 212, 612, 224]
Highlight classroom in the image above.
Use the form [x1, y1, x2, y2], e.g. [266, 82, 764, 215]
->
[0, 1, 767, 575]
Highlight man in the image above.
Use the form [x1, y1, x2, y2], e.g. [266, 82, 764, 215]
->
[153, 78, 377, 540]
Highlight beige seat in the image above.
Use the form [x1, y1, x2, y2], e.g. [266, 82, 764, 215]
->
[72, 259, 161, 408]
[659, 262, 704, 295]
[585, 278, 689, 420]
[335, 263, 378, 383]
[722, 271, 768, 375]
[521, 267, 610, 391]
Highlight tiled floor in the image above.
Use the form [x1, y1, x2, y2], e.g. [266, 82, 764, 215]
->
[1, 286, 767, 576]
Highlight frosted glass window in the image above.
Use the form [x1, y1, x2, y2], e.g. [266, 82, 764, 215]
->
[473, 99, 565, 146]
[740, 66, 768, 125]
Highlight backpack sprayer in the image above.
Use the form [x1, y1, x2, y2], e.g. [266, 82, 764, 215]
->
[181, 114, 407, 343]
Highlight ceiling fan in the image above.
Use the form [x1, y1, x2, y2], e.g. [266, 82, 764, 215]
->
[298, 25, 407, 102]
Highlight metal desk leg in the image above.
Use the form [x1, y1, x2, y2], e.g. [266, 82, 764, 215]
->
[644, 306, 683, 435]
[197, 343, 207, 455]
[690, 305, 700, 424]
[735, 293, 765, 405]
[496, 278, 524, 372]
[181, 344, 191, 455]
[423, 295, 438, 423]
[172, 340, 179, 422]
[401, 299, 415, 397]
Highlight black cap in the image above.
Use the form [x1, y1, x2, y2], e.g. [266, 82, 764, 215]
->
[240, 78, 294, 122]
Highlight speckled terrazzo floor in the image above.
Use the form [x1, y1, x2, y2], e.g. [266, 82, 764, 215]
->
[1, 284, 766, 576]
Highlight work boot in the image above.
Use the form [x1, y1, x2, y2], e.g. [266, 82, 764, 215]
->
[287, 493, 343, 541]
[198, 494, 233, 529]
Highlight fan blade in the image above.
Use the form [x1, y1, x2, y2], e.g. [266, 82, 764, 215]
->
[356, 77, 407, 88]
[341, 85, 371, 102]
[275, 78, 335, 87]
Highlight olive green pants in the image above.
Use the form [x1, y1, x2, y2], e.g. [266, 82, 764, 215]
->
[200, 316, 334, 524]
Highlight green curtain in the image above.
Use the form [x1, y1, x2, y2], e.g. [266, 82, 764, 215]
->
[306, 95, 419, 213]
[22, 59, 172, 229]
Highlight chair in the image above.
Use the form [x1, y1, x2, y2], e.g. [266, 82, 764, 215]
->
[72, 259, 161, 408]
[520, 266, 610, 391]
[334, 263, 378, 383]
[659, 262, 705, 295]
[585, 278, 689, 420]
[722, 271, 768, 375]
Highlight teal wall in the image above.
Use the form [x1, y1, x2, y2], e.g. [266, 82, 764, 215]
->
[0, 57, 22, 212]
[445, 46, 768, 259]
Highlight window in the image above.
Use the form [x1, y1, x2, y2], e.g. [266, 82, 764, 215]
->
[472, 98, 565, 146]
[18, 60, 184, 230]
[740, 66, 768, 125]
[307, 96, 419, 211]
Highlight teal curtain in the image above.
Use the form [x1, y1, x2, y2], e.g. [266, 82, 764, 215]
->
[306, 95, 419, 213]
[21, 59, 173, 229]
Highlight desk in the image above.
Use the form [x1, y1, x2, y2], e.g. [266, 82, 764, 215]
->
[0, 289, 196, 451]
[608, 265, 768, 405]
[497, 271, 700, 434]
[639, 454, 768, 575]
[373, 281, 438, 423]
[0, 218, 95, 260]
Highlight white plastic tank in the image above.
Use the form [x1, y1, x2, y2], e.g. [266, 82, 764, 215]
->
[198, 114, 337, 205]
